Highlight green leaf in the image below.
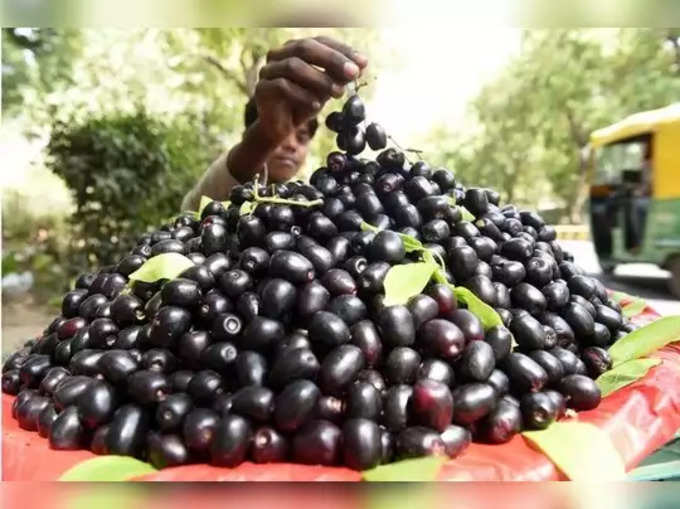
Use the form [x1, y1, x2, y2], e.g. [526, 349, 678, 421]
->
[383, 262, 436, 306]
[360, 221, 381, 233]
[453, 286, 503, 330]
[198, 195, 213, 216]
[401, 234, 425, 253]
[64, 486, 145, 509]
[59, 456, 156, 481]
[458, 205, 475, 222]
[596, 358, 662, 397]
[365, 485, 436, 509]
[197, 196, 231, 217]
[608, 315, 680, 366]
[609, 291, 630, 304]
[239, 200, 257, 215]
[362, 455, 446, 481]
[523, 422, 625, 481]
[622, 298, 647, 318]
[128, 253, 194, 283]
[360, 222, 425, 254]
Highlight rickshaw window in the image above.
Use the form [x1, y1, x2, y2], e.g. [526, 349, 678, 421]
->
[594, 134, 652, 186]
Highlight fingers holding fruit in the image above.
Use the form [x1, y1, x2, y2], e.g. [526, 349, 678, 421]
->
[267, 36, 366, 83]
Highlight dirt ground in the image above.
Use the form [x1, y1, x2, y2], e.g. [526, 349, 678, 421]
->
[1, 296, 56, 358]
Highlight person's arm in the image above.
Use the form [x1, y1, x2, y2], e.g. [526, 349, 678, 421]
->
[180, 119, 280, 211]
[181, 151, 234, 212]
[182, 36, 367, 210]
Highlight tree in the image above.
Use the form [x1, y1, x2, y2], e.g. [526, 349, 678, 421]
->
[428, 29, 680, 222]
[524, 29, 680, 221]
[2, 28, 82, 118]
[45, 109, 219, 272]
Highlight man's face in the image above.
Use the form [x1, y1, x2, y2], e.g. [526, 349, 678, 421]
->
[266, 123, 312, 182]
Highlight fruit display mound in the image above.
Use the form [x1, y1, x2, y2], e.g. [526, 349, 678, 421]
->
[4, 91, 680, 480]
[4, 305, 680, 481]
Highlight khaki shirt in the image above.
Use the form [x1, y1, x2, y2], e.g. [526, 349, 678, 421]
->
[181, 151, 240, 212]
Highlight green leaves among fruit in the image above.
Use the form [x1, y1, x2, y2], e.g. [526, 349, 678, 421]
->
[383, 262, 437, 307]
[198, 195, 231, 218]
[239, 201, 257, 216]
[608, 315, 680, 367]
[362, 222, 502, 330]
[360, 222, 442, 265]
[452, 286, 504, 331]
[239, 194, 321, 218]
[128, 253, 194, 284]
[609, 291, 629, 304]
[621, 298, 647, 318]
[596, 358, 662, 397]
[59, 455, 156, 481]
[522, 421, 625, 481]
[459, 207, 475, 222]
[446, 199, 475, 222]
[360, 221, 381, 234]
[361, 221, 420, 252]
[199, 196, 212, 216]
[362, 454, 446, 481]
[401, 235, 426, 254]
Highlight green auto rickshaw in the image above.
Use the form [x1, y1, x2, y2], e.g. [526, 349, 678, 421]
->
[589, 103, 680, 296]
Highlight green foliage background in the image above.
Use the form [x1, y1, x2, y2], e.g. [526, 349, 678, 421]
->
[45, 110, 218, 269]
[425, 29, 680, 221]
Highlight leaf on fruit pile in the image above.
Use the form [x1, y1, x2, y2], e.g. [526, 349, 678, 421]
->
[361, 221, 425, 253]
[608, 315, 680, 366]
[622, 298, 647, 318]
[522, 421, 625, 481]
[400, 234, 426, 253]
[458, 206, 475, 222]
[198, 195, 231, 218]
[59, 456, 156, 481]
[128, 253, 194, 283]
[453, 286, 503, 330]
[596, 358, 662, 397]
[198, 195, 213, 216]
[609, 290, 629, 304]
[362, 455, 446, 482]
[383, 262, 436, 306]
[239, 201, 257, 216]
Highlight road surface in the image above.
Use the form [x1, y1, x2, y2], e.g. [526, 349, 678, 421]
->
[560, 240, 680, 316]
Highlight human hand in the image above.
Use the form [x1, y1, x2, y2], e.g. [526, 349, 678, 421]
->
[254, 36, 368, 145]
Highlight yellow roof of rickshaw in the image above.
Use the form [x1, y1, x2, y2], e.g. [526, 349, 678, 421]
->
[590, 103, 680, 148]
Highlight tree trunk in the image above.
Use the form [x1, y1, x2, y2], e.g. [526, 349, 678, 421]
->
[563, 109, 590, 224]
[243, 57, 263, 97]
[503, 161, 520, 204]
[666, 31, 680, 74]
[566, 145, 590, 223]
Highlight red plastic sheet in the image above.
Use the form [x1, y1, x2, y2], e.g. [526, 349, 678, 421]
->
[4, 304, 680, 481]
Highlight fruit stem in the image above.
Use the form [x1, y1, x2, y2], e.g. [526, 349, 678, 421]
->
[406, 148, 425, 160]
[249, 175, 321, 208]
[261, 162, 269, 187]
[354, 80, 369, 92]
[387, 135, 412, 164]
[423, 249, 447, 273]
[255, 196, 323, 208]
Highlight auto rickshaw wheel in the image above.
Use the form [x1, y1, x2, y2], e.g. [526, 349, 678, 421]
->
[668, 256, 680, 299]
[600, 262, 616, 274]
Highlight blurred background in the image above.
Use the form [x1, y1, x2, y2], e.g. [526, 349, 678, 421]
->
[2, 27, 680, 353]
